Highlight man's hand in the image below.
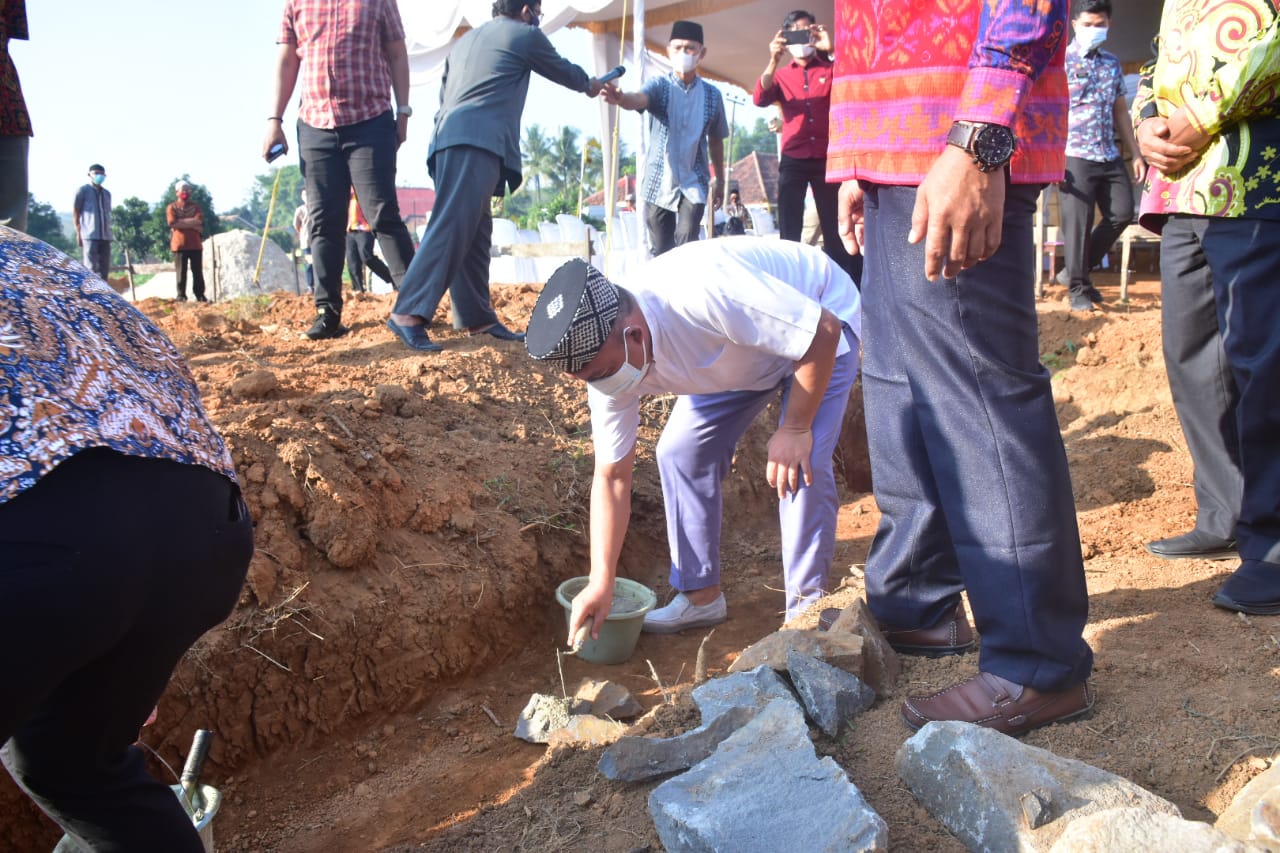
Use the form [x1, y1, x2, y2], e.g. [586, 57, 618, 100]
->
[587, 78, 604, 98]
[395, 114, 408, 148]
[768, 30, 788, 64]
[909, 145, 1005, 281]
[837, 180, 865, 256]
[75, 230, 82, 247]
[600, 82, 623, 105]
[262, 121, 288, 162]
[1136, 116, 1198, 173]
[568, 579, 615, 644]
[766, 424, 814, 500]
[711, 180, 725, 210]
[812, 24, 832, 53]
[1130, 156, 1147, 183]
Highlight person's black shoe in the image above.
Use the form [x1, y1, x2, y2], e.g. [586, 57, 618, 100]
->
[195, 295, 208, 303]
[1085, 285, 1104, 304]
[305, 311, 349, 341]
[176, 294, 188, 302]
[1212, 560, 1280, 615]
[1145, 530, 1238, 561]
[472, 322, 525, 343]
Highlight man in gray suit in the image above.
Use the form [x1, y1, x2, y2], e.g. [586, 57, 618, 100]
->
[388, 0, 605, 352]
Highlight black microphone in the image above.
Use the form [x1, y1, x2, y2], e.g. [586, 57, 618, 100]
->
[598, 65, 626, 84]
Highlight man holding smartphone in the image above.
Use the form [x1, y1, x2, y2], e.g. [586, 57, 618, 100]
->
[753, 11, 860, 285]
[263, 0, 417, 342]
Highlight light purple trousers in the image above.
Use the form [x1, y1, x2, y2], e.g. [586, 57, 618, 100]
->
[657, 326, 859, 620]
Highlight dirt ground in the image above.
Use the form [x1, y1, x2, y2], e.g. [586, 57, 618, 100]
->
[3, 263, 1278, 852]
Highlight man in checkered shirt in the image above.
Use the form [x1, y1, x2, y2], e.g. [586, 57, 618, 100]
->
[264, 0, 418, 341]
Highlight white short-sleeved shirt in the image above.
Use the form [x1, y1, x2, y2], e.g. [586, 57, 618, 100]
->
[589, 237, 861, 463]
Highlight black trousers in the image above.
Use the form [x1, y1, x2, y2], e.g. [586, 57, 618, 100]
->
[174, 249, 206, 301]
[0, 449, 253, 852]
[344, 230, 393, 292]
[645, 195, 704, 256]
[1159, 215, 1242, 540]
[1200, 216, 1280, 567]
[297, 111, 415, 318]
[777, 155, 862, 286]
[1060, 155, 1134, 293]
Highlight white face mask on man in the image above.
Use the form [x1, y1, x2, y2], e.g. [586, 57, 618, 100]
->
[788, 44, 816, 59]
[672, 52, 700, 74]
[588, 328, 650, 397]
[1075, 25, 1108, 52]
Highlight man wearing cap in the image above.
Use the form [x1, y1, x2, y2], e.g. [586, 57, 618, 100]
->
[166, 181, 207, 302]
[387, 0, 606, 352]
[526, 237, 860, 638]
[73, 164, 112, 281]
[602, 20, 728, 256]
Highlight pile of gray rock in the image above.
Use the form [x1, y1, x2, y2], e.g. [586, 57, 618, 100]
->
[516, 599, 1280, 852]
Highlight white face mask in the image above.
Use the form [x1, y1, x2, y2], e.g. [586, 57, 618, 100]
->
[788, 44, 816, 59]
[672, 52, 700, 74]
[589, 328, 650, 397]
[1075, 25, 1108, 52]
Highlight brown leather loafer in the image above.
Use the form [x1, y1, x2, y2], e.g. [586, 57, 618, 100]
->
[902, 672, 1094, 736]
[881, 604, 975, 656]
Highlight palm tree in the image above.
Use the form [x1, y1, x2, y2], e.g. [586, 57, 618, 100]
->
[550, 126, 582, 196]
[521, 125, 555, 204]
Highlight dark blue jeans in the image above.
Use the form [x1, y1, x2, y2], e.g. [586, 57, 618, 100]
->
[0, 449, 253, 851]
[297, 111, 415, 317]
[777, 155, 862, 286]
[1200, 216, 1280, 567]
[859, 182, 1093, 692]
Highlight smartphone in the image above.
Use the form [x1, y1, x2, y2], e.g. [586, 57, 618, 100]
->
[784, 29, 812, 45]
[266, 142, 287, 163]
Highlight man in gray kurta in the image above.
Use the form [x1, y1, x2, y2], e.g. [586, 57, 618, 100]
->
[387, 0, 604, 352]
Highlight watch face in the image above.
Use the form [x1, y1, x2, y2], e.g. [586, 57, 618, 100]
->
[974, 125, 1015, 166]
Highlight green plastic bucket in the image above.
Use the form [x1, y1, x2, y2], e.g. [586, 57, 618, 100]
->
[555, 576, 657, 665]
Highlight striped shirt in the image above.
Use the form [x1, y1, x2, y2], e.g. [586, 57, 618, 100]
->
[0, 228, 237, 504]
[827, 0, 1070, 186]
[278, 0, 405, 130]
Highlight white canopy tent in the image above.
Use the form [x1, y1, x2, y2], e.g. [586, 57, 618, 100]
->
[402, 1, 1161, 274]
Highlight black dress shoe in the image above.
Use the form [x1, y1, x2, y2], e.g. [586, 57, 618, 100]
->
[305, 312, 349, 341]
[1212, 560, 1280, 615]
[1085, 285, 1104, 304]
[1145, 530, 1238, 561]
[386, 317, 442, 352]
[474, 322, 525, 343]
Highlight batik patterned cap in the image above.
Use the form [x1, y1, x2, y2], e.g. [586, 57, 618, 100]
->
[525, 259, 620, 373]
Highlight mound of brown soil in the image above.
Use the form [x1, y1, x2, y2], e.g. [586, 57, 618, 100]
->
[3, 273, 1276, 852]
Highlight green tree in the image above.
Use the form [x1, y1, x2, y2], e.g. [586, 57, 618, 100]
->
[111, 197, 156, 269]
[25, 194, 75, 253]
[236, 165, 304, 253]
[521, 124, 555, 204]
[729, 117, 777, 162]
[148, 176, 224, 259]
[549, 125, 582, 195]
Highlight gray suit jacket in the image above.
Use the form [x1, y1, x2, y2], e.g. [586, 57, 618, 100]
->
[428, 17, 590, 195]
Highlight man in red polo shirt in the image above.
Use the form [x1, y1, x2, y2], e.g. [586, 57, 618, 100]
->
[264, 0, 417, 341]
[753, 10, 860, 284]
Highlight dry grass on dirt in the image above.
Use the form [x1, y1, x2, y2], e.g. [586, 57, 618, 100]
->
[2, 268, 1277, 852]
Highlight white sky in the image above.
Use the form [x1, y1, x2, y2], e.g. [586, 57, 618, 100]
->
[16, 1, 769, 214]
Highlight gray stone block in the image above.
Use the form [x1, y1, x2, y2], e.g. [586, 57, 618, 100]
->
[727, 629, 864, 678]
[598, 666, 800, 782]
[575, 678, 645, 719]
[897, 721, 1181, 851]
[649, 699, 887, 852]
[828, 598, 901, 694]
[786, 650, 876, 737]
[544, 714, 629, 749]
[1049, 807, 1257, 852]
[513, 693, 571, 744]
[690, 664, 796, 728]
[1218, 761, 1280, 850]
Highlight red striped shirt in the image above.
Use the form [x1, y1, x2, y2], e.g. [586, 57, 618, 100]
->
[279, 0, 405, 130]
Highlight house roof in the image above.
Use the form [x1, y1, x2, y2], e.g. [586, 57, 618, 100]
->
[727, 151, 778, 208]
[583, 175, 636, 206]
[395, 187, 435, 217]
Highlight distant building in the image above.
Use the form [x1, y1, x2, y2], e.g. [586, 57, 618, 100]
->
[726, 151, 778, 210]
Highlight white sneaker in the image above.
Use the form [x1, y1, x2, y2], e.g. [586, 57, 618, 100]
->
[642, 592, 727, 634]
